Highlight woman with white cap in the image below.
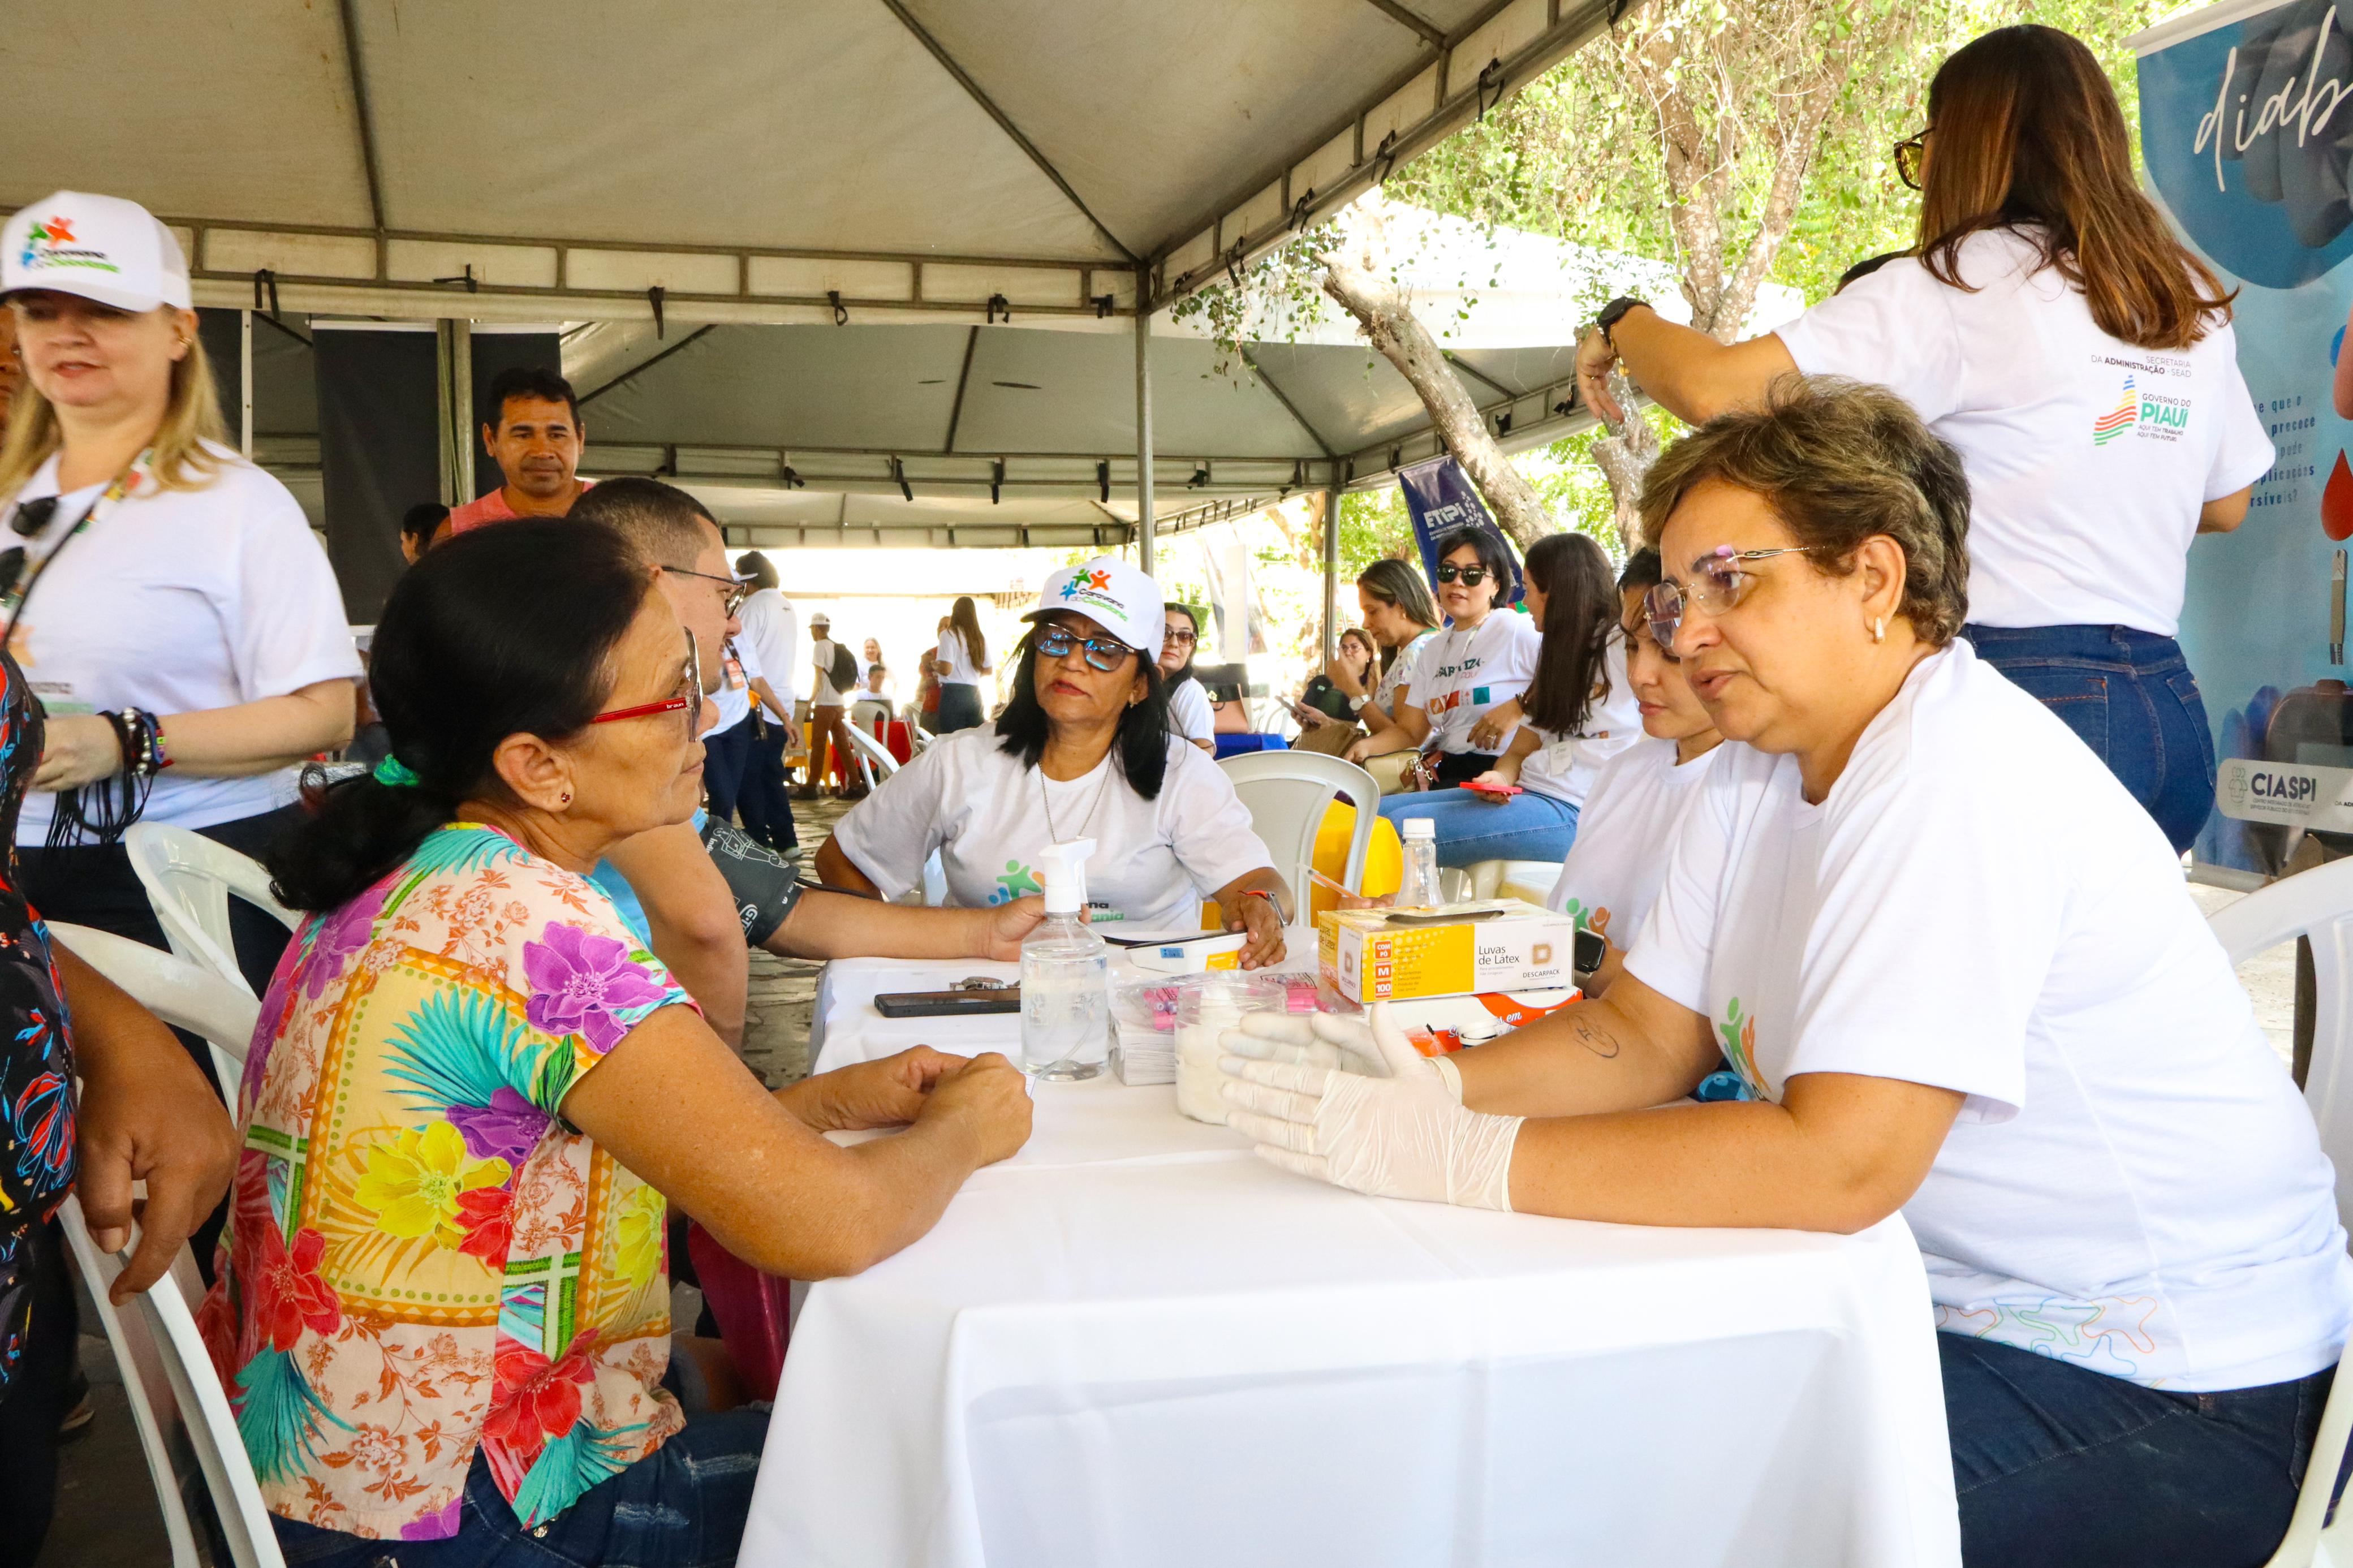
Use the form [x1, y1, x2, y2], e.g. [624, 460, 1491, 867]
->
[0, 191, 360, 988]
[818, 557, 1294, 966]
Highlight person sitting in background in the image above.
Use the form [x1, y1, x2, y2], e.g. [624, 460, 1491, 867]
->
[399, 501, 450, 565]
[932, 597, 993, 734]
[445, 365, 591, 533]
[231, 520, 1032, 1562]
[820, 557, 1293, 966]
[1392, 531, 1639, 868]
[1291, 627, 1378, 756]
[852, 662, 895, 732]
[1221, 379, 2351, 1568]
[1322, 558, 1440, 742]
[1350, 529, 1541, 858]
[1546, 548, 1727, 997]
[1157, 604, 1217, 753]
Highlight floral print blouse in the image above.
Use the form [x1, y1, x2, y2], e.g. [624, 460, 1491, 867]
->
[197, 824, 695, 1540]
[0, 649, 68, 1395]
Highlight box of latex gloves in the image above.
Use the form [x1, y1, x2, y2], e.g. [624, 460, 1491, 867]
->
[1318, 899, 1580, 1003]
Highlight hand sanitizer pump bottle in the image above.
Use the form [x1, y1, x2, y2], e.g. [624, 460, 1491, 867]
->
[1020, 838, 1110, 1080]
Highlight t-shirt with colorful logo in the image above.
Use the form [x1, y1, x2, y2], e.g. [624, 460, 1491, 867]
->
[1405, 612, 1539, 756]
[827, 722, 1274, 932]
[1626, 643, 2352, 1391]
[1775, 225, 2273, 636]
[197, 824, 695, 1541]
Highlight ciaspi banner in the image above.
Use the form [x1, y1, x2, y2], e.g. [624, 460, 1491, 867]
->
[2139, 0, 2353, 875]
[1395, 456, 1525, 610]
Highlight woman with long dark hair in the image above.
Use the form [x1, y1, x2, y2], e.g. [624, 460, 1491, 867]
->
[1157, 602, 1216, 752]
[1573, 25, 2268, 853]
[221, 520, 1033, 1561]
[933, 594, 993, 733]
[821, 557, 1292, 964]
[1365, 531, 1636, 867]
[1329, 557, 1440, 734]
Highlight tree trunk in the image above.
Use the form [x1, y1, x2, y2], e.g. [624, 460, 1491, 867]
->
[1321, 206, 1554, 549]
[1590, 369, 1660, 552]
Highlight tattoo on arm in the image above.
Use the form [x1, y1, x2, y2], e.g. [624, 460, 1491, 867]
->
[1571, 1019, 1621, 1059]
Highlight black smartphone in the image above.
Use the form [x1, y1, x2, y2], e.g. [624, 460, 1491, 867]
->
[874, 989, 1023, 1019]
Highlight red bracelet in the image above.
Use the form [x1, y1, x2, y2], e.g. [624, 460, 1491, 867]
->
[1240, 888, 1280, 916]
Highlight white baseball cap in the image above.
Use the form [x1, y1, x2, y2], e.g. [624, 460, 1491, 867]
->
[2, 191, 192, 313]
[1023, 556, 1165, 653]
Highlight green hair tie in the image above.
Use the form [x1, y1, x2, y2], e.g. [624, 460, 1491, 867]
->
[373, 756, 421, 789]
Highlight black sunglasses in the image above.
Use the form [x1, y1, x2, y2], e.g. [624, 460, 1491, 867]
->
[1434, 563, 1493, 586]
[1894, 127, 1930, 191]
[0, 496, 67, 601]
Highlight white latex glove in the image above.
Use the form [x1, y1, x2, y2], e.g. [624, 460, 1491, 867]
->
[1219, 1008, 1402, 1079]
[1217, 1001, 1522, 1210]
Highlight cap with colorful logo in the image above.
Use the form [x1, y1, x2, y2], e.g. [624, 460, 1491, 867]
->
[2, 191, 193, 313]
[1023, 556, 1165, 653]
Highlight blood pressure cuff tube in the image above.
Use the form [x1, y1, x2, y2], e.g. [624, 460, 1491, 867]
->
[700, 819, 803, 947]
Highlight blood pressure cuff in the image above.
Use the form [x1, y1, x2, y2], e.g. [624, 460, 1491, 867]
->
[700, 819, 802, 947]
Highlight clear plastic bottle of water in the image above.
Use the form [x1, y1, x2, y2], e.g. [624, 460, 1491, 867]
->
[1020, 838, 1110, 1080]
[1399, 816, 1440, 908]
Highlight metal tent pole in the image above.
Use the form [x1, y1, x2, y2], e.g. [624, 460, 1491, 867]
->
[239, 309, 255, 458]
[1134, 270, 1155, 574]
[434, 318, 474, 504]
[1319, 487, 1339, 664]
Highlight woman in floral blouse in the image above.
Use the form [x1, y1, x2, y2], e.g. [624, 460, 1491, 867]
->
[209, 521, 1031, 1565]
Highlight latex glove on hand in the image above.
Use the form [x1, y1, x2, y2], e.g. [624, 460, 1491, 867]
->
[1220, 1006, 1420, 1078]
[1218, 1001, 1523, 1210]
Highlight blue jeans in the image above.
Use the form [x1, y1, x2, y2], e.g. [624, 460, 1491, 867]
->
[272, 1406, 771, 1568]
[935, 683, 985, 733]
[1941, 1332, 2338, 1567]
[1963, 624, 2217, 854]
[701, 721, 754, 827]
[1376, 788, 1580, 869]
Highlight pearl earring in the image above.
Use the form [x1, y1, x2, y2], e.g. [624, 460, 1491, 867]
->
[1871, 617, 1886, 644]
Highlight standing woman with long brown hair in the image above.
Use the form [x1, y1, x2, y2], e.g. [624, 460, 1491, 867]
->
[933, 593, 993, 733]
[1574, 25, 2270, 854]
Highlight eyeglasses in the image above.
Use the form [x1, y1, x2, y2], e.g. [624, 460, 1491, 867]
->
[1162, 627, 1196, 646]
[666, 563, 755, 615]
[1893, 127, 1930, 191]
[1643, 545, 1826, 649]
[1434, 563, 1492, 586]
[591, 628, 703, 728]
[1035, 625, 1135, 673]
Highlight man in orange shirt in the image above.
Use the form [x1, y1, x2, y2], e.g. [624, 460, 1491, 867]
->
[446, 365, 591, 532]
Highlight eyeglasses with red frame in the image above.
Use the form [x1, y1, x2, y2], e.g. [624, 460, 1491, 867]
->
[590, 628, 703, 729]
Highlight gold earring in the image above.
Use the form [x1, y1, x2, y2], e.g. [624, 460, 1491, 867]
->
[1871, 617, 1886, 644]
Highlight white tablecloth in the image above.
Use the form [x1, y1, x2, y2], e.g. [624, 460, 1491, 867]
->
[745, 958, 1961, 1568]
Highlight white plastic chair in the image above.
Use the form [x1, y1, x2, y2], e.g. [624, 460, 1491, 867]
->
[59, 1194, 284, 1568]
[1464, 858, 1565, 906]
[2209, 858, 2353, 1568]
[840, 720, 902, 792]
[1218, 751, 1380, 903]
[50, 922, 259, 1105]
[123, 823, 297, 997]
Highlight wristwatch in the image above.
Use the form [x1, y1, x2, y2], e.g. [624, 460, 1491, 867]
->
[1348, 692, 1371, 713]
[1594, 295, 1648, 349]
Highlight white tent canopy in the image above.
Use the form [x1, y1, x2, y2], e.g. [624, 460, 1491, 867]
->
[5, 0, 1624, 328]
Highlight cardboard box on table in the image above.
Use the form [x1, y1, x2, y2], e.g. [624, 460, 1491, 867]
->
[1317, 902, 1584, 1050]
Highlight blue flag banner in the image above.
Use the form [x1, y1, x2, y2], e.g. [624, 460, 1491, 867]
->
[1396, 455, 1524, 611]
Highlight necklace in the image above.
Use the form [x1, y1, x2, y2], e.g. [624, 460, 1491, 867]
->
[1038, 748, 1116, 845]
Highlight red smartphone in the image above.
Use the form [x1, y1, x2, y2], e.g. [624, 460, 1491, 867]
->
[1462, 780, 1523, 799]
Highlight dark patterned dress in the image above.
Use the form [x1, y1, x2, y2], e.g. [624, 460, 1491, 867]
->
[0, 652, 71, 1392]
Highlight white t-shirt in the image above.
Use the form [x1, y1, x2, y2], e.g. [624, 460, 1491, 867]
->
[1403, 613, 1540, 754]
[7, 445, 362, 839]
[830, 722, 1274, 931]
[1547, 736, 1727, 939]
[705, 633, 764, 738]
[1627, 643, 2352, 1390]
[1371, 630, 1434, 719]
[737, 588, 797, 709]
[1165, 675, 1215, 744]
[810, 638, 846, 705]
[1515, 631, 1645, 807]
[1775, 227, 2274, 635]
[937, 627, 987, 687]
